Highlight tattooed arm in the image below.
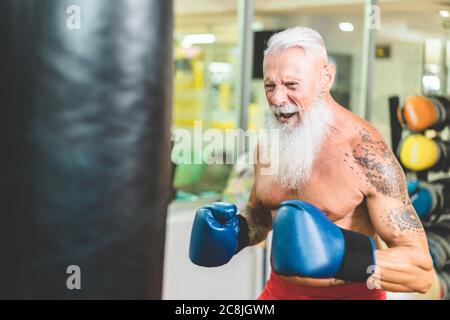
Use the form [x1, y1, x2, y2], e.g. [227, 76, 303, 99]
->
[353, 128, 433, 293]
[240, 183, 273, 246]
[236, 143, 273, 246]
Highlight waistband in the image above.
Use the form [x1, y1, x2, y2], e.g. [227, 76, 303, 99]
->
[265, 271, 386, 300]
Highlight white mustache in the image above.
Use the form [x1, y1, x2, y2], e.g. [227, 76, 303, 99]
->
[270, 104, 300, 115]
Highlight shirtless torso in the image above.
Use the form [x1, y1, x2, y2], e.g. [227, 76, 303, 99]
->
[241, 34, 432, 294]
[253, 104, 384, 287]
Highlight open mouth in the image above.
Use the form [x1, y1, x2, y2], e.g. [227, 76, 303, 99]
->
[278, 111, 299, 120]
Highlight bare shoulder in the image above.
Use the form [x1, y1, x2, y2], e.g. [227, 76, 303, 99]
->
[347, 117, 410, 205]
[349, 117, 386, 150]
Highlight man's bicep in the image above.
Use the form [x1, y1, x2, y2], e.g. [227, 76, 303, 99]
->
[351, 127, 426, 247]
[359, 152, 427, 248]
[352, 127, 410, 206]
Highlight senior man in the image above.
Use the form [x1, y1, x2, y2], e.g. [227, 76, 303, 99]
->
[189, 27, 433, 300]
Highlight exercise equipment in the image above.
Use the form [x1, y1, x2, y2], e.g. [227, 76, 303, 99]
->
[426, 221, 450, 270]
[408, 179, 450, 221]
[189, 202, 249, 267]
[271, 200, 375, 282]
[437, 260, 450, 300]
[427, 232, 450, 270]
[391, 92, 450, 299]
[397, 95, 450, 132]
[0, 0, 173, 299]
[399, 134, 449, 172]
[389, 96, 403, 153]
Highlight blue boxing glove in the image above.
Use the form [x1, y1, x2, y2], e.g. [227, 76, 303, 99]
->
[189, 202, 249, 267]
[272, 200, 376, 282]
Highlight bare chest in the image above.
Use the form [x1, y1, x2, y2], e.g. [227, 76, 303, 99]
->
[256, 145, 366, 224]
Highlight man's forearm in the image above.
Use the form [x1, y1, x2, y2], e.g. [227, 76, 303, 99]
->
[369, 246, 433, 293]
[240, 205, 272, 246]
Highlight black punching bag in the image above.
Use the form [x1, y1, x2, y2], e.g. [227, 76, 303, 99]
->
[0, 0, 172, 299]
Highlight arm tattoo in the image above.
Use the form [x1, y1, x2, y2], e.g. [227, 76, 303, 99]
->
[382, 205, 424, 234]
[242, 203, 272, 245]
[352, 128, 409, 205]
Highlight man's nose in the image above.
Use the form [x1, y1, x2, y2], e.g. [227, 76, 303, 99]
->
[270, 86, 289, 106]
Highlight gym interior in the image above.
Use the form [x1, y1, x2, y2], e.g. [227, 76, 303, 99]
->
[1, 0, 450, 300]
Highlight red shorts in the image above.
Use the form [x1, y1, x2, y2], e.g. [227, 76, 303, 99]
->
[258, 271, 386, 300]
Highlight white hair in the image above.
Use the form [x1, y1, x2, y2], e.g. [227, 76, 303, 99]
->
[264, 26, 328, 61]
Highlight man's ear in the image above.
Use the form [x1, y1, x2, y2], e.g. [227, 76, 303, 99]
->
[321, 63, 336, 93]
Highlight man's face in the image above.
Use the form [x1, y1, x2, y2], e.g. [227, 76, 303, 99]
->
[263, 47, 323, 127]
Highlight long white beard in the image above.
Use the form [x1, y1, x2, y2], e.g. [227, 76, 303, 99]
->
[263, 96, 333, 190]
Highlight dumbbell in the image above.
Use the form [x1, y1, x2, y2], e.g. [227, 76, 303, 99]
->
[408, 179, 450, 221]
[438, 262, 450, 300]
[398, 95, 450, 132]
[426, 220, 450, 270]
[399, 134, 449, 172]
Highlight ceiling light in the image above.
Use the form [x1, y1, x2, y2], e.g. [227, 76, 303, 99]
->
[339, 22, 354, 32]
[440, 10, 449, 18]
[181, 34, 216, 48]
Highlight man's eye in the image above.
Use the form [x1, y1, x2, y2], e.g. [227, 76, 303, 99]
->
[264, 84, 275, 91]
[286, 83, 299, 89]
